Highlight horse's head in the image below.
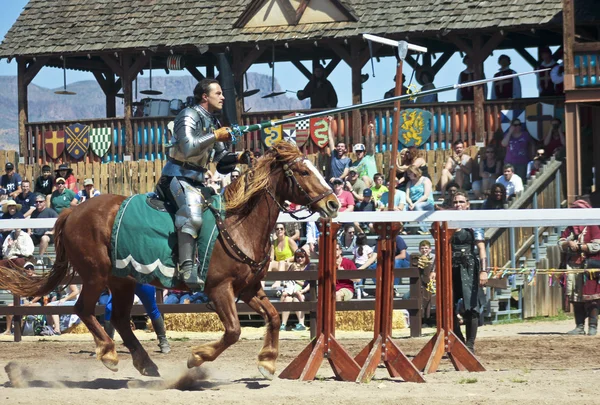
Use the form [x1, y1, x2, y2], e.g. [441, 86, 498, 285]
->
[225, 142, 339, 218]
[267, 143, 339, 218]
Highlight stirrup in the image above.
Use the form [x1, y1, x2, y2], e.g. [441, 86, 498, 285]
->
[178, 262, 205, 291]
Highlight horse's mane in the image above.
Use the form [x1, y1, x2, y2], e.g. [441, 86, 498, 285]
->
[225, 142, 303, 215]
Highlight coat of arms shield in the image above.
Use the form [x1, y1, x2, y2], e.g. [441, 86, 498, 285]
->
[261, 125, 283, 149]
[398, 109, 432, 148]
[309, 117, 330, 149]
[65, 123, 90, 159]
[90, 127, 112, 158]
[43, 130, 65, 160]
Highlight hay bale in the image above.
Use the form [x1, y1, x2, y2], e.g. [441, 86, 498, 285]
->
[335, 310, 407, 331]
[147, 313, 224, 332]
[65, 322, 89, 334]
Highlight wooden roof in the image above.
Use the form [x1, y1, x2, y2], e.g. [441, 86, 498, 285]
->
[0, 0, 565, 58]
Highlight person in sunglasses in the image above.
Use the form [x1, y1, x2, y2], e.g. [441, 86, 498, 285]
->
[430, 191, 487, 354]
[501, 118, 534, 180]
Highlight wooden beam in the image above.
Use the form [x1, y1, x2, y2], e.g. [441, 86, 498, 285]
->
[122, 53, 133, 157]
[324, 56, 342, 77]
[359, 42, 382, 67]
[294, 0, 311, 24]
[206, 64, 215, 78]
[350, 39, 362, 145]
[479, 32, 504, 61]
[186, 66, 205, 82]
[17, 59, 28, 163]
[23, 56, 49, 86]
[404, 54, 419, 70]
[92, 71, 111, 95]
[514, 47, 538, 69]
[234, 46, 266, 76]
[573, 42, 600, 53]
[100, 54, 124, 77]
[563, 0, 575, 91]
[432, 51, 453, 75]
[328, 41, 352, 66]
[128, 54, 150, 78]
[291, 59, 312, 80]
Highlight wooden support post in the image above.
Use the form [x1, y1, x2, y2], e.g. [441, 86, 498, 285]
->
[122, 54, 134, 158]
[93, 71, 118, 118]
[451, 33, 504, 145]
[350, 39, 362, 145]
[563, 0, 575, 91]
[413, 222, 486, 374]
[564, 103, 579, 203]
[354, 222, 425, 383]
[279, 219, 361, 382]
[17, 59, 29, 163]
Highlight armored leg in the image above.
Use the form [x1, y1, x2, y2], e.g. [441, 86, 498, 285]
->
[170, 177, 205, 290]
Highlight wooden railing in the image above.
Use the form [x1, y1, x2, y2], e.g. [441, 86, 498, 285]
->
[23, 97, 564, 164]
[485, 157, 565, 270]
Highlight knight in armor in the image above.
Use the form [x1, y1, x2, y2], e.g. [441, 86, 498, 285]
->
[491, 54, 521, 100]
[156, 78, 249, 289]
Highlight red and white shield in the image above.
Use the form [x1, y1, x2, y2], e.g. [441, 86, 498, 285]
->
[283, 113, 309, 147]
[282, 113, 297, 145]
[310, 117, 330, 149]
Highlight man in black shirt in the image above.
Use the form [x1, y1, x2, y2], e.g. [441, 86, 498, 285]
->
[29, 193, 58, 264]
[34, 165, 54, 206]
[16, 179, 35, 217]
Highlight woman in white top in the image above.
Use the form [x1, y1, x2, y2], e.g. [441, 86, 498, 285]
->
[353, 234, 377, 270]
[2, 229, 34, 259]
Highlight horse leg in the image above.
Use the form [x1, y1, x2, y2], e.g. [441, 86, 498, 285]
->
[108, 278, 160, 377]
[240, 288, 281, 380]
[73, 282, 119, 372]
[188, 284, 241, 369]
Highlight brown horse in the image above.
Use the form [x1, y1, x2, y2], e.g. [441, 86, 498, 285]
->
[0, 142, 339, 379]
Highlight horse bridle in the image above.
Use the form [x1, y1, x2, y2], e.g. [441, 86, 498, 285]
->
[212, 156, 333, 272]
[265, 157, 333, 220]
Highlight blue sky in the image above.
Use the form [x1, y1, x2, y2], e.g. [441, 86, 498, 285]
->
[0, 1, 544, 105]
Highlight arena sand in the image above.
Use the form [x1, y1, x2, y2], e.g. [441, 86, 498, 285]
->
[0, 319, 597, 404]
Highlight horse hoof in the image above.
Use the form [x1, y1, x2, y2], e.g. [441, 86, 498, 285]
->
[187, 354, 203, 369]
[101, 359, 119, 373]
[142, 366, 161, 377]
[258, 364, 275, 381]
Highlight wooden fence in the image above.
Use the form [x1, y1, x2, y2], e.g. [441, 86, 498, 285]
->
[0, 146, 481, 195]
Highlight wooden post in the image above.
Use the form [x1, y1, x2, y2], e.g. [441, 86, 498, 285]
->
[562, 0, 575, 91]
[106, 72, 117, 118]
[472, 37, 485, 145]
[412, 222, 485, 374]
[122, 54, 134, 158]
[279, 219, 361, 382]
[564, 103, 579, 203]
[354, 222, 425, 383]
[350, 39, 362, 145]
[17, 59, 29, 163]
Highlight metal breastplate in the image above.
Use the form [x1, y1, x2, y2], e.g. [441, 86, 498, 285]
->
[163, 105, 218, 181]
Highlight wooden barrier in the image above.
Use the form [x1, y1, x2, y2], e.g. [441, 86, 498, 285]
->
[0, 147, 480, 198]
[413, 222, 485, 374]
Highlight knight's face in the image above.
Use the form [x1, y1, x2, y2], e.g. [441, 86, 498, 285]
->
[204, 84, 224, 112]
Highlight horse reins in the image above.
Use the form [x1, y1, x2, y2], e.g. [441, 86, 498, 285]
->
[212, 156, 333, 272]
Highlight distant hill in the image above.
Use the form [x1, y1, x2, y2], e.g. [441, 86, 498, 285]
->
[0, 73, 309, 151]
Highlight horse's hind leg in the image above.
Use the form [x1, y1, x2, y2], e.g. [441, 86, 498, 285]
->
[74, 280, 119, 372]
[188, 284, 241, 369]
[108, 278, 160, 377]
[240, 288, 281, 380]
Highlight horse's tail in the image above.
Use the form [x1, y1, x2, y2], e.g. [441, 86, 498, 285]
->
[0, 209, 74, 297]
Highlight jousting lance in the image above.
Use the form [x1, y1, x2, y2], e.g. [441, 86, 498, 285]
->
[230, 60, 549, 141]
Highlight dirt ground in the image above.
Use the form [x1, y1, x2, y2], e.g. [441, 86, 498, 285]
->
[0, 319, 598, 404]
